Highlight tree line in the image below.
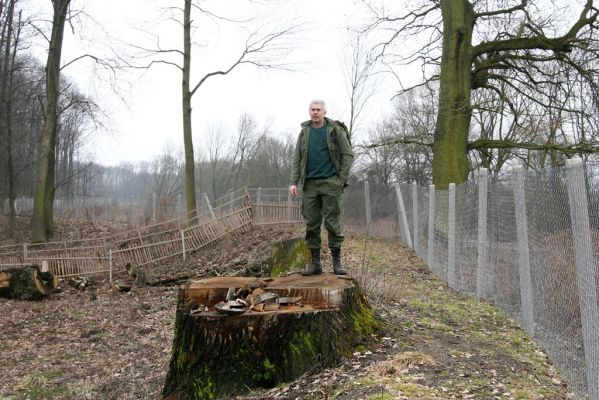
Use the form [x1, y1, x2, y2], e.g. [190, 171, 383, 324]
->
[0, 0, 99, 239]
[1, 0, 599, 242]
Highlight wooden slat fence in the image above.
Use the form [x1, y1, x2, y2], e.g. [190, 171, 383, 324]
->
[0, 187, 298, 279]
[247, 187, 303, 225]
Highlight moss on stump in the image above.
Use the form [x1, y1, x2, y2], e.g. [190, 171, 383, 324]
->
[270, 237, 310, 277]
[163, 275, 378, 399]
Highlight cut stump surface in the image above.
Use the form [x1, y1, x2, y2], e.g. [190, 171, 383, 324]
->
[163, 274, 378, 400]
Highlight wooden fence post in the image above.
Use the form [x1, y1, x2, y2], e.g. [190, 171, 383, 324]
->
[257, 187, 262, 224]
[204, 193, 216, 221]
[152, 193, 157, 223]
[287, 190, 292, 223]
[181, 230, 186, 261]
[177, 194, 182, 222]
[109, 250, 113, 284]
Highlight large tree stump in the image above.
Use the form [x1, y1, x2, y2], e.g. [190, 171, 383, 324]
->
[163, 274, 378, 399]
[0, 266, 59, 300]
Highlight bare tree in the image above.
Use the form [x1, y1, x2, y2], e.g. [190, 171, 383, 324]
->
[362, 87, 435, 185]
[249, 134, 294, 187]
[343, 31, 379, 138]
[128, 1, 300, 223]
[31, 0, 70, 242]
[368, 0, 599, 188]
[0, 0, 22, 236]
[149, 147, 183, 220]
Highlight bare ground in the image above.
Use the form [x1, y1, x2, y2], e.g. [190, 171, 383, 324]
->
[0, 217, 573, 399]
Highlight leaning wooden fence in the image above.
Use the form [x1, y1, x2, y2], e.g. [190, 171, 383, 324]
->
[0, 187, 294, 280]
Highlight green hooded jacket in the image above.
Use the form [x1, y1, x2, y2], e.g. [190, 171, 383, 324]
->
[290, 117, 354, 187]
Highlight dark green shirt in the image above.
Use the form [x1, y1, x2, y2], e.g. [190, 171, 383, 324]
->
[306, 123, 336, 179]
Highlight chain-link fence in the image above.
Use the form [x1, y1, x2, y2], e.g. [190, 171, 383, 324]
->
[343, 160, 599, 400]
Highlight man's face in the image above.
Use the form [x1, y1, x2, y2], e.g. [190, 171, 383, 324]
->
[309, 103, 326, 124]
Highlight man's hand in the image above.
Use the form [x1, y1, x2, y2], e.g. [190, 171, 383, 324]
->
[289, 185, 298, 196]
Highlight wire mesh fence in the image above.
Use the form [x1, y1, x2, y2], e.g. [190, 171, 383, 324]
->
[341, 161, 598, 400]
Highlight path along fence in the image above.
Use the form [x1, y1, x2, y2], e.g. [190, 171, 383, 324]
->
[1, 161, 598, 398]
[341, 159, 597, 400]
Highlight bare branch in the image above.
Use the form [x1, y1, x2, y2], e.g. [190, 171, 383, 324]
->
[474, 0, 527, 19]
[468, 138, 599, 155]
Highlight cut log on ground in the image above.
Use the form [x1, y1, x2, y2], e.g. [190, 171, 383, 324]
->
[0, 266, 59, 300]
[163, 274, 379, 400]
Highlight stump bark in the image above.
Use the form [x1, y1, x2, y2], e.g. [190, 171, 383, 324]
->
[163, 274, 378, 400]
[0, 266, 59, 300]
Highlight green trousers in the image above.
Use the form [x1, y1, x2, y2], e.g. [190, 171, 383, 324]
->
[302, 176, 345, 249]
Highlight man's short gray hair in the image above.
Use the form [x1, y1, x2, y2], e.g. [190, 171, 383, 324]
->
[309, 99, 327, 112]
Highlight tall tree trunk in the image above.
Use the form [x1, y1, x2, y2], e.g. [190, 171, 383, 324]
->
[31, 0, 70, 242]
[0, 0, 9, 218]
[432, 0, 474, 189]
[67, 144, 73, 207]
[1, 0, 15, 236]
[182, 0, 197, 223]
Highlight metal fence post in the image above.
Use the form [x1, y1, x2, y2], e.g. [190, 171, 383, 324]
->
[181, 230, 186, 261]
[364, 178, 372, 236]
[448, 183, 456, 288]
[412, 181, 419, 256]
[427, 184, 435, 270]
[476, 168, 488, 299]
[565, 159, 599, 400]
[513, 166, 535, 336]
[23, 244, 28, 262]
[394, 183, 412, 248]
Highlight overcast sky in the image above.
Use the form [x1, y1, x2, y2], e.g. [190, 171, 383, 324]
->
[32, 0, 406, 166]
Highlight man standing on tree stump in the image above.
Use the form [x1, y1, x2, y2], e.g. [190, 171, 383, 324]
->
[289, 99, 354, 276]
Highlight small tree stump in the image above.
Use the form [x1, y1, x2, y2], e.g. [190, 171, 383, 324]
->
[163, 274, 378, 399]
[0, 266, 59, 300]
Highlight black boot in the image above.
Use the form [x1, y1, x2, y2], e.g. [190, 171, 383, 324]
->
[302, 249, 322, 276]
[331, 247, 347, 275]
